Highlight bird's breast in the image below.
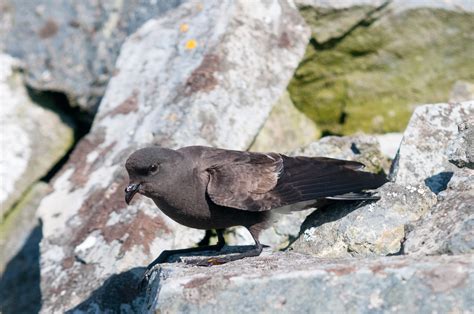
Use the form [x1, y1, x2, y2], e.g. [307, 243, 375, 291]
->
[152, 195, 213, 229]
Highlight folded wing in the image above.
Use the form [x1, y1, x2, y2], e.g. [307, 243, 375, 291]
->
[206, 152, 387, 212]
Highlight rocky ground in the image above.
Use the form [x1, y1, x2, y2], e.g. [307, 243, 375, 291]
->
[0, 0, 473, 313]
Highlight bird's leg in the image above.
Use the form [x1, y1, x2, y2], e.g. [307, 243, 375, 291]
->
[140, 229, 225, 287]
[196, 226, 263, 267]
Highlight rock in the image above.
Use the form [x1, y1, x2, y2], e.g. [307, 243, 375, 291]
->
[375, 132, 403, 160]
[0, 54, 75, 218]
[227, 134, 387, 249]
[250, 91, 320, 153]
[1, 0, 183, 113]
[447, 121, 474, 169]
[0, 183, 47, 314]
[36, 1, 309, 312]
[449, 80, 474, 103]
[392, 102, 472, 188]
[289, 0, 474, 134]
[0, 182, 49, 271]
[143, 253, 473, 313]
[404, 169, 474, 255]
[404, 117, 474, 255]
[291, 102, 472, 257]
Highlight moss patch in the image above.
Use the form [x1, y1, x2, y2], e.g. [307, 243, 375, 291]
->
[289, 8, 474, 134]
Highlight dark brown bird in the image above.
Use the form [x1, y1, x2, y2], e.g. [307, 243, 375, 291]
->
[125, 146, 386, 269]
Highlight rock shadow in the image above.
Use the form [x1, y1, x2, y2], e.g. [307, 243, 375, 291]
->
[67, 245, 259, 312]
[66, 267, 150, 313]
[0, 223, 42, 314]
[424, 171, 454, 194]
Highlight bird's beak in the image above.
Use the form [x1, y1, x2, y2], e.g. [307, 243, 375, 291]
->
[125, 183, 140, 205]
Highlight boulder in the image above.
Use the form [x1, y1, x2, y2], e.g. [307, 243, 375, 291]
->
[290, 101, 473, 257]
[0, 0, 182, 113]
[404, 117, 474, 255]
[447, 120, 474, 169]
[0, 54, 74, 218]
[289, 0, 474, 134]
[36, 1, 309, 312]
[375, 132, 403, 160]
[143, 253, 473, 313]
[250, 91, 320, 154]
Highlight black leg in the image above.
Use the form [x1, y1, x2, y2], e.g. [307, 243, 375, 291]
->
[195, 226, 263, 267]
[140, 229, 226, 287]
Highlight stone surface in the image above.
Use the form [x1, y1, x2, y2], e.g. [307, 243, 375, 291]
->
[447, 120, 474, 169]
[36, 1, 309, 312]
[404, 169, 474, 255]
[0, 182, 49, 272]
[289, 1, 474, 134]
[0, 54, 75, 218]
[291, 102, 473, 257]
[0, 0, 182, 113]
[145, 253, 473, 313]
[250, 91, 320, 154]
[392, 102, 473, 187]
[375, 132, 403, 160]
[404, 119, 474, 255]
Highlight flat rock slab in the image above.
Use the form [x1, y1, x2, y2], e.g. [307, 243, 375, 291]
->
[148, 253, 473, 313]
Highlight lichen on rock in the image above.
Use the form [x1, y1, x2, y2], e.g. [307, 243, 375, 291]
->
[289, 3, 474, 134]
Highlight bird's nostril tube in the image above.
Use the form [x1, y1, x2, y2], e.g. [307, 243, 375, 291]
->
[126, 183, 139, 193]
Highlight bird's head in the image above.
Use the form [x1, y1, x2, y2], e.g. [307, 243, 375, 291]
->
[124, 146, 182, 205]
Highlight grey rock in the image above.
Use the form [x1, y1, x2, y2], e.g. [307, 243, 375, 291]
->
[35, 1, 309, 312]
[447, 120, 474, 169]
[295, 0, 473, 47]
[147, 253, 473, 313]
[0, 54, 75, 218]
[392, 102, 473, 188]
[296, 0, 474, 12]
[404, 169, 474, 255]
[404, 121, 474, 256]
[291, 102, 473, 257]
[375, 132, 403, 160]
[1, 0, 182, 112]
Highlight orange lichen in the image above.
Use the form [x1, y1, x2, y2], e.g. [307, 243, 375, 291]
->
[185, 39, 198, 50]
[179, 23, 189, 33]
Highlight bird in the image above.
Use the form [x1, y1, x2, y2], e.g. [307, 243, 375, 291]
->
[124, 145, 387, 271]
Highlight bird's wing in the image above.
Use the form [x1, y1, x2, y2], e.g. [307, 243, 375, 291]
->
[206, 152, 387, 212]
[205, 151, 283, 211]
[268, 156, 387, 208]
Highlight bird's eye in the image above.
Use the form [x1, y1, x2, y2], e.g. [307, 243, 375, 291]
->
[149, 164, 158, 173]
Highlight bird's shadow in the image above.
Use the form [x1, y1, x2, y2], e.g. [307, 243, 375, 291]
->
[284, 199, 376, 250]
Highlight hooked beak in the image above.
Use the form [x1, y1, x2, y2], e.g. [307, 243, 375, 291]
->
[125, 183, 140, 205]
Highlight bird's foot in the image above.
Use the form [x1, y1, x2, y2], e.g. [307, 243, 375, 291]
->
[139, 263, 162, 290]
